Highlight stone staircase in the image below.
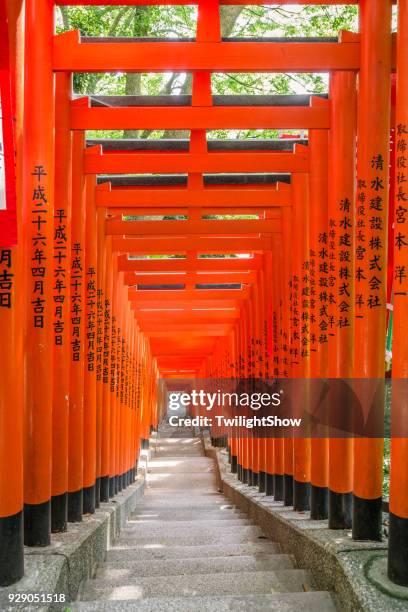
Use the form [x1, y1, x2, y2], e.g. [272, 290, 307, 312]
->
[72, 425, 337, 611]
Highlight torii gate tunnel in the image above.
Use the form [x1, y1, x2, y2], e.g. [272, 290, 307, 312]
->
[1, 0, 408, 593]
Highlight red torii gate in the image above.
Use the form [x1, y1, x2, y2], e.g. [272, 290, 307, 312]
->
[0, 0, 407, 595]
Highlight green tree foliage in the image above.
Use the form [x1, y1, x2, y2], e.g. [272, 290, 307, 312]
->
[57, 4, 358, 107]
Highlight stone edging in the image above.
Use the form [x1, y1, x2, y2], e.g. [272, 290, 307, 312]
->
[0, 462, 147, 612]
[203, 437, 408, 612]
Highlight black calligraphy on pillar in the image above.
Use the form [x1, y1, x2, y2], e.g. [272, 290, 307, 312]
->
[103, 298, 111, 385]
[71, 242, 83, 361]
[301, 259, 310, 359]
[317, 231, 329, 343]
[328, 219, 337, 335]
[86, 267, 96, 372]
[110, 316, 117, 394]
[395, 123, 408, 296]
[30, 165, 48, 328]
[367, 153, 386, 310]
[337, 198, 353, 329]
[53, 208, 68, 345]
[355, 177, 367, 318]
[309, 247, 317, 351]
[96, 289, 104, 382]
[0, 249, 13, 308]
[290, 275, 300, 366]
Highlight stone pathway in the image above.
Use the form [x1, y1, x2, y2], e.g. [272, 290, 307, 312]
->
[73, 425, 337, 610]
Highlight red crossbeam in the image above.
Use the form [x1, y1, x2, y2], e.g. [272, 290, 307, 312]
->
[85, 151, 308, 175]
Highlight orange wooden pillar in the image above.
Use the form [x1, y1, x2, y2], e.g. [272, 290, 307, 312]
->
[98, 217, 111, 502]
[264, 248, 275, 495]
[292, 171, 311, 511]
[353, 0, 392, 540]
[241, 302, 250, 484]
[272, 234, 284, 500]
[115, 272, 125, 491]
[230, 327, 239, 475]
[51, 71, 72, 533]
[257, 263, 268, 493]
[282, 205, 294, 506]
[0, 0, 24, 585]
[83, 171, 98, 513]
[23, 0, 55, 546]
[388, 0, 408, 585]
[328, 71, 357, 529]
[309, 99, 329, 519]
[68, 131, 86, 522]
[237, 309, 246, 481]
[249, 284, 260, 486]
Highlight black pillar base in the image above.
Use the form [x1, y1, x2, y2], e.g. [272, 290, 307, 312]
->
[265, 473, 274, 496]
[83, 484, 96, 515]
[24, 500, 51, 547]
[328, 490, 352, 529]
[117, 474, 122, 493]
[51, 492, 67, 533]
[237, 464, 243, 481]
[109, 476, 116, 499]
[0, 510, 24, 586]
[95, 478, 101, 509]
[141, 438, 150, 450]
[252, 472, 259, 487]
[283, 474, 294, 506]
[231, 456, 238, 474]
[247, 469, 254, 485]
[293, 480, 310, 512]
[68, 490, 83, 523]
[258, 471, 266, 493]
[100, 476, 110, 503]
[388, 512, 408, 586]
[242, 468, 249, 484]
[352, 494, 382, 541]
[310, 485, 328, 520]
[227, 446, 231, 463]
[274, 474, 284, 501]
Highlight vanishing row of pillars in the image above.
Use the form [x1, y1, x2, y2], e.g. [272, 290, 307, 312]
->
[195, 0, 408, 587]
[1, 0, 408, 593]
[0, 0, 162, 587]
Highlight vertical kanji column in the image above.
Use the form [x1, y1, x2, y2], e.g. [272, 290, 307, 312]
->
[0, 0, 24, 584]
[292, 171, 311, 511]
[23, 0, 55, 546]
[353, 0, 392, 540]
[51, 72, 72, 533]
[98, 210, 110, 502]
[328, 71, 357, 529]
[68, 130, 86, 522]
[309, 99, 329, 520]
[83, 169, 98, 514]
[388, 0, 408, 585]
[282, 204, 294, 506]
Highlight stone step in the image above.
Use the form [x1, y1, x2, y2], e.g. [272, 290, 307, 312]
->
[127, 518, 251, 528]
[142, 491, 225, 499]
[147, 473, 216, 486]
[143, 493, 223, 500]
[148, 465, 215, 474]
[100, 553, 295, 577]
[106, 541, 281, 560]
[134, 502, 238, 512]
[135, 501, 237, 510]
[72, 592, 336, 611]
[130, 509, 245, 521]
[80, 569, 314, 601]
[122, 522, 260, 539]
[120, 525, 263, 545]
